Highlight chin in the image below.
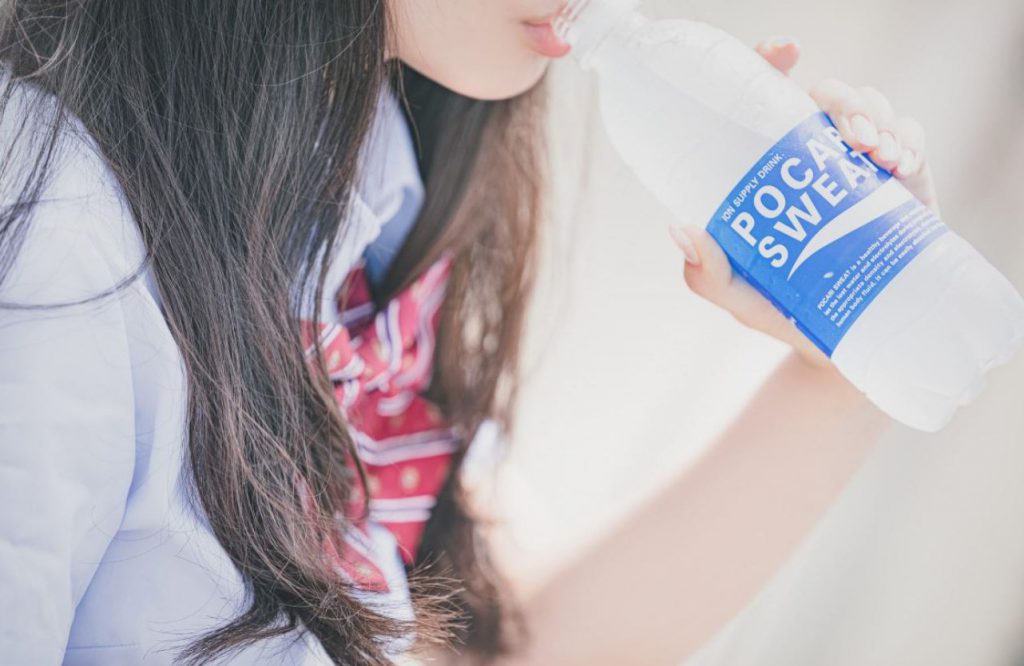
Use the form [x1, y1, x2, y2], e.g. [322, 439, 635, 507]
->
[423, 58, 550, 102]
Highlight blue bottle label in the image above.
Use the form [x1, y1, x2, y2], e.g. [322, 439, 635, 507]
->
[706, 112, 948, 356]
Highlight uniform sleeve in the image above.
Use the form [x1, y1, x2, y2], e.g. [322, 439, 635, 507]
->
[0, 216, 137, 663]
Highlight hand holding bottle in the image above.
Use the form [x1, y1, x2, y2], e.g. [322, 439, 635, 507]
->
[561, 0, 1023, 430]
[669, 39, 938, 371]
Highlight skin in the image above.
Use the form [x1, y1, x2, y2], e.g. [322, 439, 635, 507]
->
[389, 6, 940, 356]
[679, 41, 939, 369]
[389, 0, 567, 100]
[391, 4, 941, 664]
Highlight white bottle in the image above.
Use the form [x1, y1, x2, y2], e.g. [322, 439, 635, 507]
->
[555, 0, 1024, 431]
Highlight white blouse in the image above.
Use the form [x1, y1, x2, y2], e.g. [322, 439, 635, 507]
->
[0, 72, 434, 664]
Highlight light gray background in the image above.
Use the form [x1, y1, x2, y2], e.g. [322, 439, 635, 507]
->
[481, 1, 1024, 665]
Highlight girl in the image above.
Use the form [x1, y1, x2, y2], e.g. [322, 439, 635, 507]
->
[0, 1, 936, 664]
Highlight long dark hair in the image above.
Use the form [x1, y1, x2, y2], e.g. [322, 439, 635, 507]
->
[0, 2, 544, 664]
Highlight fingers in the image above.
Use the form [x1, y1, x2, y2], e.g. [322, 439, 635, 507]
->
[890, 115, 926, 178]
[754, 37, 801, 76]
[669, 226, 790, 336]
[808, 79, 875, 147]
[810, 80, 931, 181]
[891, 117, 940, 214]
[857, 86, 902, 171]
[668, 225, 834, 368]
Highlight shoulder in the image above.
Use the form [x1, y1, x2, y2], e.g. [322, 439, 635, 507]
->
[302, 87, 425, 322]
[0, 69, 155, 307]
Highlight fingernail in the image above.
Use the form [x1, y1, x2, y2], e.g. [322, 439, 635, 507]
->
[877, 131, 900, 163]
[849, 114, 879, 147]
[668, 225, 701, 267]
[896, 148, 918, 176]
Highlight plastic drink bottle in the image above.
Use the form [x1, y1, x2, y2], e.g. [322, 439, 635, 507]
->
[554, 0, 1024, 431]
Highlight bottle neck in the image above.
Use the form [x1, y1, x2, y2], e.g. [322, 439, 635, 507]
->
[555, 0, 646, 69]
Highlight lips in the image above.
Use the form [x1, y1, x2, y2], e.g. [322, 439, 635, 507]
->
[523, 23, 571, 58]
[523, 4, 572, 58]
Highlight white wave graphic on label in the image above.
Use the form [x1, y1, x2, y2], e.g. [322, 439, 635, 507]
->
[787, 178, 915, 280]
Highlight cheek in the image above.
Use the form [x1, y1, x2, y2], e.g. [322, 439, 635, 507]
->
[394, 0, 550, 100]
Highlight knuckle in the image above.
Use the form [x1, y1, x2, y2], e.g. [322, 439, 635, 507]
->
[844, 88, 867, 110]
[731, 310, 752, 329]
[859, 85, 895, 120]
[810, 78, 850, 106]
[688, 274, 729, 304]
[893, 117, 927, 153]
[683, 269, 710, 297]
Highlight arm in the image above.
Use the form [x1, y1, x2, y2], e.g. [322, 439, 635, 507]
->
[0, 219, 136, 662]
[503, 354, 887, 666]
[499, 41, 936, 666]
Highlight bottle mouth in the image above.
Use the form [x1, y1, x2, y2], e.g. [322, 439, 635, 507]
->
[552, 0, 643, 61]
[552, 0, 591, 45]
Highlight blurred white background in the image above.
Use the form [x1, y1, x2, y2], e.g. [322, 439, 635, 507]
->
[476, 1, 1024, 665]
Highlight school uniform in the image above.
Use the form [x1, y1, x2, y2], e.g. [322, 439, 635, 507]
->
[0, 70, 470, 664]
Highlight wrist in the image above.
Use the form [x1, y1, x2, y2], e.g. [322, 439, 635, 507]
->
[787, 335, 837, 373]
[794, 347, 835, 372]
[789, 347, 846, 384]
[785, 350, 886, 423]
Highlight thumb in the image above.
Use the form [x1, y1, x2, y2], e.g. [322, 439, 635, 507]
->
[668, 225, 734, 305]
[668, 224, 832, 367]
[668, 224, 787, 335]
